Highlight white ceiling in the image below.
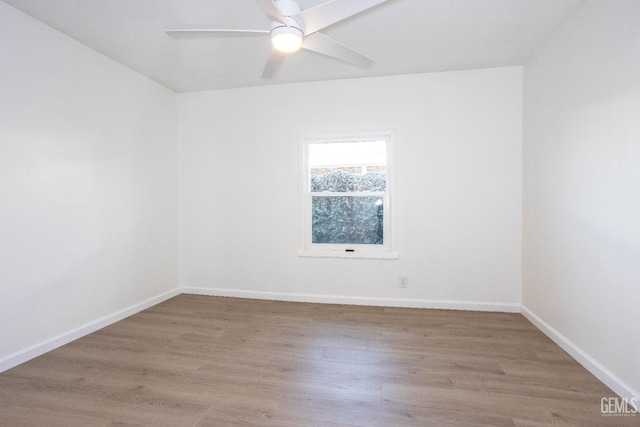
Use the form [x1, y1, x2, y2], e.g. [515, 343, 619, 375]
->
[2, 0, 585, 93]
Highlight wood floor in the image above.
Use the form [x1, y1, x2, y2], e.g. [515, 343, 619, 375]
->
[0, 295, 637, 426]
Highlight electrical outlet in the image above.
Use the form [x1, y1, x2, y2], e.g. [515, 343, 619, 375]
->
[399, 276, 409, 288]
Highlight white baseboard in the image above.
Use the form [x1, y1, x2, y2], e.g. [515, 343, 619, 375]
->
[0, 287, 181, 374]
[182, 286, 521, 313]
[521, 305, 639, 409]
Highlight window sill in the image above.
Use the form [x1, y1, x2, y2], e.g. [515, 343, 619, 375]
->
[297, 249, 399, 260]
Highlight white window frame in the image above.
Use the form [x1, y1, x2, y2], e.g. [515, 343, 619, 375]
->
[298, 130, 398, 259]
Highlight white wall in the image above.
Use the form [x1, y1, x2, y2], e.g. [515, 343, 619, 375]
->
[523, 0, 640, 400]
[0, 3, 179, 368]
[178, 67, 522, 310]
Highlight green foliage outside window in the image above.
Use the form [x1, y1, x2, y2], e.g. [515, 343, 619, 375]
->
[310, 171, 385, 245]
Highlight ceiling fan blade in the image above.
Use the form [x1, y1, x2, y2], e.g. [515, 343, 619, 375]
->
[294, 0, 388, 36]
[166, 29, 270, 34]
[302, 32, 373, 68]
[255, 0, 289, 25]
[262, 48, 287, 78]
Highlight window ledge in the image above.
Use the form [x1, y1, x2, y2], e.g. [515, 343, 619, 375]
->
[297, 249, 399, 260]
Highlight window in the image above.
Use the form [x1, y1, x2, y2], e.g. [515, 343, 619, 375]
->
[299, 131, 397, 259]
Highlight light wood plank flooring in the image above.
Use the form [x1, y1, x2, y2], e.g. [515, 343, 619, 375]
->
[1, 295, 637, 426]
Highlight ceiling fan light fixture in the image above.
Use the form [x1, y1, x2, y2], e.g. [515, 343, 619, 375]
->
[271, 26, 303, 53]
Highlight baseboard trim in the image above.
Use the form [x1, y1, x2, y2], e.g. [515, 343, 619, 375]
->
[521, 305, 638, 409]
[181, 287, 521, 313]
[0, 287, 182, 374]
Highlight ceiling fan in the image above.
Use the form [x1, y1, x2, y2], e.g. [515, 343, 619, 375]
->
[166, 0, 388, 78]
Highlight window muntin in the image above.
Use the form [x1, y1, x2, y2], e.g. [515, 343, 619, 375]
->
[300, 132, 397, 259]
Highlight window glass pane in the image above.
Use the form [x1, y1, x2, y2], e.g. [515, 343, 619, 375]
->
[309, 141, 386, 192]
[312, 196, 384, 245]
[310, 171, 386, 192]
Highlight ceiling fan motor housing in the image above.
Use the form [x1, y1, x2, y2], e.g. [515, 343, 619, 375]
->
[271, 1, 304, 52]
